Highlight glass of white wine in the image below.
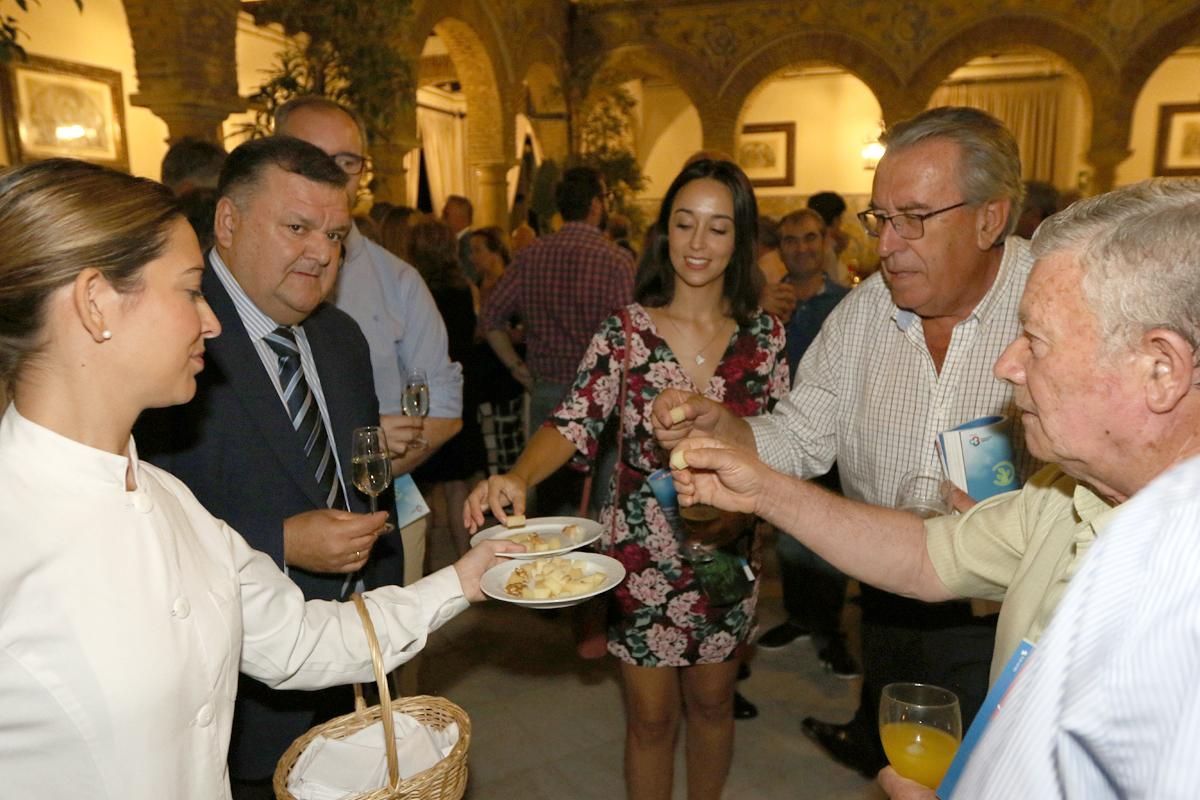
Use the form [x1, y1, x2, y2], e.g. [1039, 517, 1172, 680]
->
[351, 426, 392, 521]
[879, 682, 962, 789]
[402, 368, 430, 450]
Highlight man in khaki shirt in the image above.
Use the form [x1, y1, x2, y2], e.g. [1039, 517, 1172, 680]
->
[665, 178, 1200, 795]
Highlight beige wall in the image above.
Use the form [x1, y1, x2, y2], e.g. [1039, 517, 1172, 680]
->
[638, 80, 703, 199]
[1117, 46, 1200, 187]
[0, 2, 286, 176]
[1, 0, 167, 178]
[635, 70, 882, 209]
[223, 13, 290, 148]
[741, 70, 882, 200]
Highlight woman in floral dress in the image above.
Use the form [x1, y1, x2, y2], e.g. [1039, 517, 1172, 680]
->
[465, 159, 788, 799]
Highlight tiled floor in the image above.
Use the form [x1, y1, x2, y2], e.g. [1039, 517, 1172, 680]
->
[419, 527, 886, 800]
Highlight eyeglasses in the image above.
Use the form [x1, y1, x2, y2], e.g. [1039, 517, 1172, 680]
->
[332, 152, 371, 176]
[857, 201, 967, 240]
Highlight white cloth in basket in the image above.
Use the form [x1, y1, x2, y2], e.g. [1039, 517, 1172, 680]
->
[287, 712, 461, 799]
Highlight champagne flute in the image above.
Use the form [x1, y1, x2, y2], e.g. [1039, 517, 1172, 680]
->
[351, 426, 392, 518]
[879, 682, 962, 789]
[402, 368, 430, 450]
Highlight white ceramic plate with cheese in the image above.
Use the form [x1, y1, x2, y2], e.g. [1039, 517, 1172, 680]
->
[469, 516, 603, 559]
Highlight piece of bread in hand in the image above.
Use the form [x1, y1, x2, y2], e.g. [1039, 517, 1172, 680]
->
[505, 514, 527, 529]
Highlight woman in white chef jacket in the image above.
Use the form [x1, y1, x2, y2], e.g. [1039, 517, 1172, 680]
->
[0, 158, 514, 799]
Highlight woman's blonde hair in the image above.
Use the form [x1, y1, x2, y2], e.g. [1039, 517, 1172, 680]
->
[0, 158, 180, 385]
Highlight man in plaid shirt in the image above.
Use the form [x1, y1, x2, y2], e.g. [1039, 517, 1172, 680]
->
[481, 166, 634, 515]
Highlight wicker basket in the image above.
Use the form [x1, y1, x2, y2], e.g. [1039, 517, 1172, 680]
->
[273, 593, 471, 800]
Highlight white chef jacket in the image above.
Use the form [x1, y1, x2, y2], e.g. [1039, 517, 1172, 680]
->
[0, 405, 468, 799]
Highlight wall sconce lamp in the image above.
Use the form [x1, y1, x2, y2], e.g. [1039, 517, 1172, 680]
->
[861, 141, 886, 170]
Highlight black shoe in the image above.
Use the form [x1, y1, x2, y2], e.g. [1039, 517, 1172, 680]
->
[817, 637, 861, 679]
[800, 717, 881, 779]
[757, 621, 810, 649]
[733, 691, 758, 720]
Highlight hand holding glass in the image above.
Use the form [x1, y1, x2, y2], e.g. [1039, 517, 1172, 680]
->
[879, 682, 962, 789]
[402, 369, 430, 449]
[351, 425, 392, 517]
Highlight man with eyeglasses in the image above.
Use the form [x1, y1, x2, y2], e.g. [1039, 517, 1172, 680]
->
[275, 97, 465, 593]
[652, 106, 1038, 777]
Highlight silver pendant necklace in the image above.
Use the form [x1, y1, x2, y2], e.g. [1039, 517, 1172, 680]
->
[662, 311, 725, 366]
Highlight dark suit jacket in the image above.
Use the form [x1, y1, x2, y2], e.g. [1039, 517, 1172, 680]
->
[136, 257, 403, 779]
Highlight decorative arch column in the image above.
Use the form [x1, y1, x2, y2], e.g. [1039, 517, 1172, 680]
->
[472, 161, 514, 229]
[695, 107, 736, 160]
[371, 134, 420, 206]
[1085, 92, 1134, 194]
[122, 0, 244, 143]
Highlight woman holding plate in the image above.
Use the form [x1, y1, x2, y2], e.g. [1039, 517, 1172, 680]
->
[464, 159, 789, 799]
[0, 159, 515, 799]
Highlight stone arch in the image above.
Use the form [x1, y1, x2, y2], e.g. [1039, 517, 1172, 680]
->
[579, 42, 713, 163]
[905, 15, 1114, 122]
[122, 0, 244, 142]
[521, 58, 569, 163]
[718, 30, 901, 133]
[425, 17, 510, 167]
[405, 9, 514, 225]
[1118, 5, 1200, 103]
[586, 44, 708, 116]
[906, 15, 1120, 189]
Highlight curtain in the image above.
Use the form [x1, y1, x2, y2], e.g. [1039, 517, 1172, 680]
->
[929, 76, 1063, 182]
[417, 105, 467, 213]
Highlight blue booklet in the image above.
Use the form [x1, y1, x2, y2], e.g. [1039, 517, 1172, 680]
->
[937, 639, 1035, 798]
[392, 473, 431, 529]
[937, 415, 1019, 500]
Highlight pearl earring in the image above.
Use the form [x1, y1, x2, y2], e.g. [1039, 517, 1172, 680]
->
[102, 329, 112, 340]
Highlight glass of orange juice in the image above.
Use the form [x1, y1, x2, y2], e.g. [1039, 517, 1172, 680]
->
[879, 682, 962, 789]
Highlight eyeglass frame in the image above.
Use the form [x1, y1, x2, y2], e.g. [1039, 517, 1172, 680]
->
[857, 201, 968, 240]
[332, 151, 371, 176]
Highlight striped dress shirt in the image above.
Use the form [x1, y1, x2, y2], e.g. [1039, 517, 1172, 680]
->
[748, 237, 1038, 506]
[208, 251, 349, 504]
[957, 453, 1200, 798]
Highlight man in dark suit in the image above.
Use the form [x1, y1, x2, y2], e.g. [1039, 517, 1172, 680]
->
[137, 136, 399, 799]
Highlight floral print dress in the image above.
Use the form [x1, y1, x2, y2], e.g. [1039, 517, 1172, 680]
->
[551, 303, 789, 666]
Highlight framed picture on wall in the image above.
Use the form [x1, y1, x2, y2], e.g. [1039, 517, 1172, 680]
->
[0, 54, 129, 171]
[738, 122, 795, 187]
[1153, 102, 1200, 177]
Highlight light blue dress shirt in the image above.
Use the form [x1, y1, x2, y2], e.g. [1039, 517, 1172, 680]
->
[332, 224, 463, 418]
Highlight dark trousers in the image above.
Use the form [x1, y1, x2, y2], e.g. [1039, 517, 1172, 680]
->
[847, 587, 997, 773]
[776, 533, 846, 641]
[776, 467, 847, 643]
[230, 777, 275, 800]
[529, 380, 585, 517]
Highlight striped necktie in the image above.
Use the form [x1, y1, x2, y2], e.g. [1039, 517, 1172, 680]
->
[264, 326, 343, 509]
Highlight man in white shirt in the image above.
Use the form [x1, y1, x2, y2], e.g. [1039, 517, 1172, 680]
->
[654, 106, 1037, 776]
[669, 178, 1200, 798]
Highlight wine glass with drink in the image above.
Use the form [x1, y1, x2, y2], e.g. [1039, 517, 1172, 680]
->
[351, 426, 393, 523]
[402, 368, 430, 450]
[879, 682, 962, 789]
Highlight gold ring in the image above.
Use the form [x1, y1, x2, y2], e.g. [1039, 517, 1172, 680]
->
[353, 550, 361, 560]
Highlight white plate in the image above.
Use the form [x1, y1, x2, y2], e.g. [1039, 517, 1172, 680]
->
[469, 515, 603, 559]
[480, 552, 626, 609]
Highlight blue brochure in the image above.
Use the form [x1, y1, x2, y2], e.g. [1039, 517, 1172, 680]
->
[392, 473, 430, 529]
[937, 639, 1035, 798]
[937, 415, 1019, 500]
